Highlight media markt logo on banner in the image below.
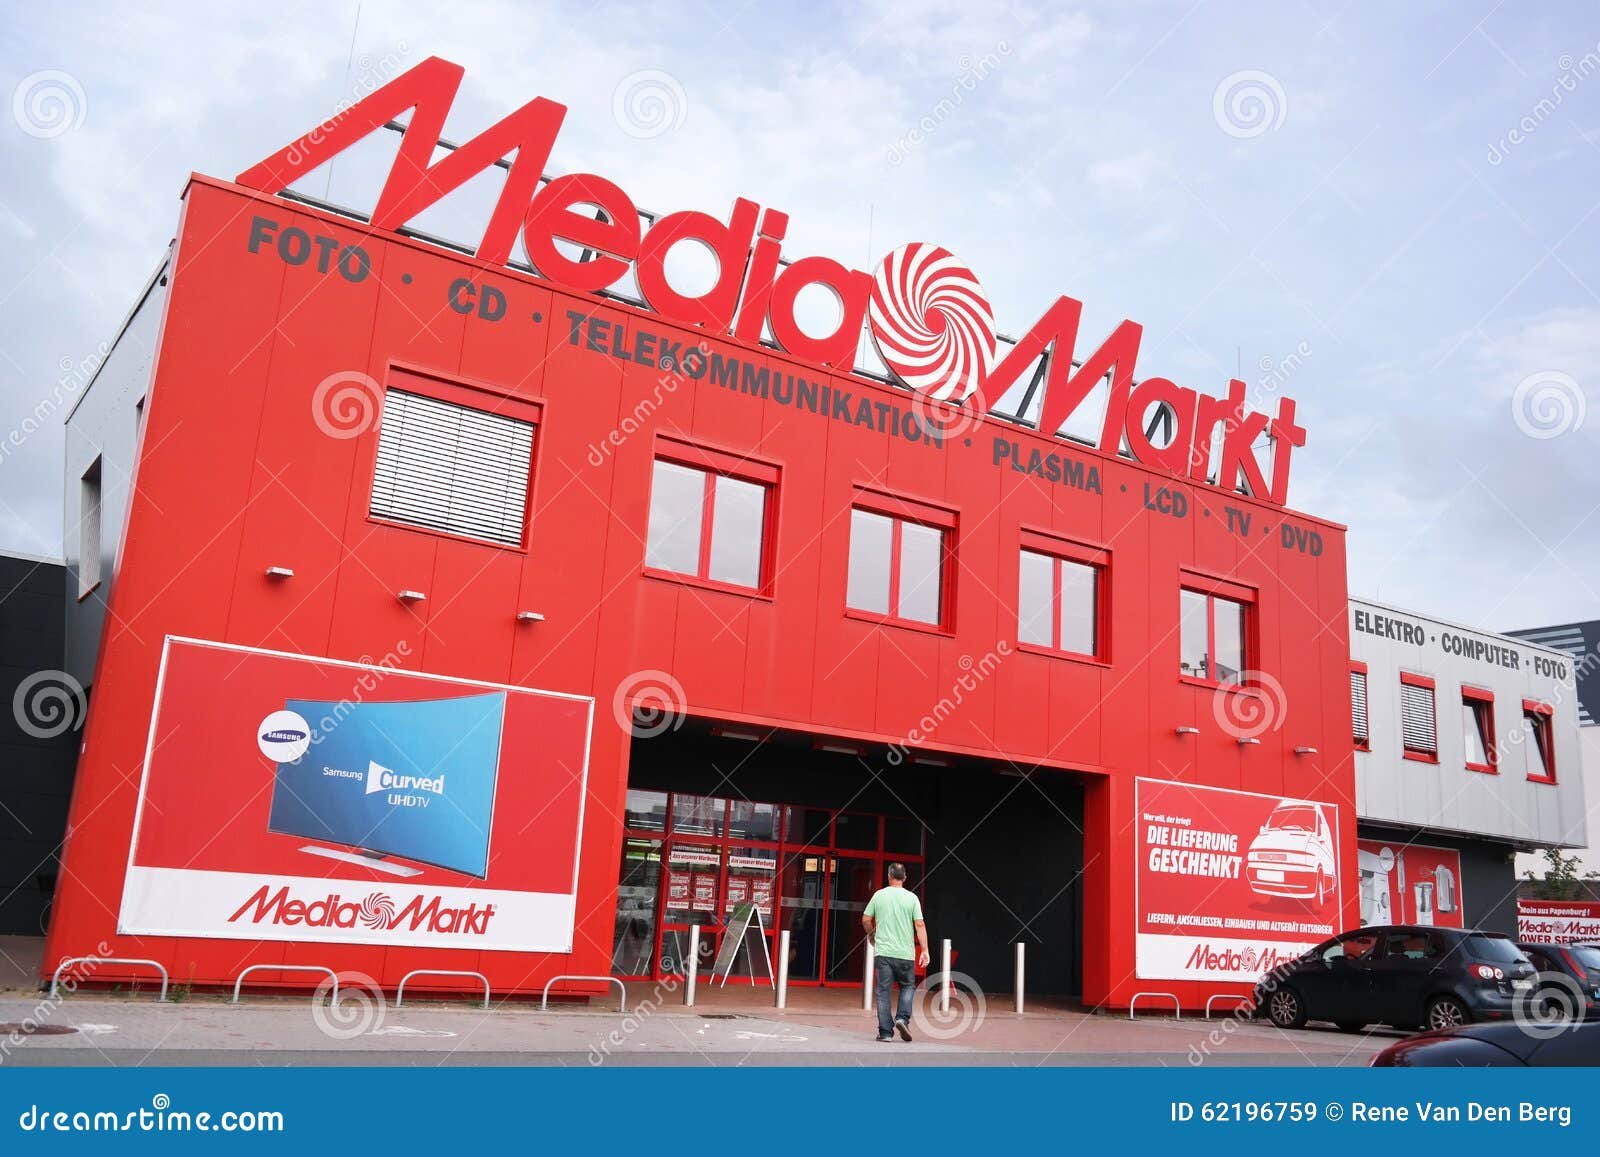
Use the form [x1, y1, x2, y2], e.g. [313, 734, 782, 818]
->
[227, 885, 497, 936]
[1185, 942, 1302, 976]
[363, 759, 445, 807]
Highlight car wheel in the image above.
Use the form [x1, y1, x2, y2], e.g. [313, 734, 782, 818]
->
[1425, 996, 1470, 1030]
[1267, 988, 1308, 1029]
[1334, 1022, 1366, 1033]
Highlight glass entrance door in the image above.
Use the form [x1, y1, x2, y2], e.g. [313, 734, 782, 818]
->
[826, 857, 878, 981]
[780, 850, 827, 982]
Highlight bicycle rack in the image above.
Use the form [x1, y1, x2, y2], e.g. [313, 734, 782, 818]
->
[50, 957, 169, 1002]
[232, 964, 339, 1004]
[396, 970, 491, 1010]
[1205, 993, 1254, 1019]
[1128, 991, 1181, 1020]
[540, 975, 627, 1012]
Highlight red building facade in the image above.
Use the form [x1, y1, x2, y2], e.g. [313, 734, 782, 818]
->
[45, 65, 1355, 1010]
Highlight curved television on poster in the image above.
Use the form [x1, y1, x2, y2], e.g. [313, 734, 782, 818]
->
[117, 637, 593, 953]
[265, 692, 506, 879]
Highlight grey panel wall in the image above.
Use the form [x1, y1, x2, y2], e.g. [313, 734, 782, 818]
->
[1351, 598, 1586, 848]
[62, 257, 170, 690]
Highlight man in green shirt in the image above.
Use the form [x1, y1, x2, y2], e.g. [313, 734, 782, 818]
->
[861, 862, 929, 1041]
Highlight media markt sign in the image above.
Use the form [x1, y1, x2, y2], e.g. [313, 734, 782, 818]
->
[238, 56, 1307, 507]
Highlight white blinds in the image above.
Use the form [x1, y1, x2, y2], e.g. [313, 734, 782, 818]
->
[369, 389, 533, 547]
[1400, 680, 1436, 753]
[1350, 670, 1369, 744]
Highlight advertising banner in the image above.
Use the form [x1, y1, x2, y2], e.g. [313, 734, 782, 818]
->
[1136, 778, 1343, 982]
[1517, 899, 1600, 944]
[1356, 840, 1464, 929]
[119, 637, 594, 952]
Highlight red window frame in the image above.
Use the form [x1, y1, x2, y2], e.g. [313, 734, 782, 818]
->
[1179, 571, 1257, 688]
[1350, 661, 1370, 751]
[1016, 529, 1110, 663]
[1523, 700, 1557, 784]
[845, 488, 957, 633]
[1461, 685, 1497, 774]
[1400, 671, 1439, 764]
[643, 437, 779, 597]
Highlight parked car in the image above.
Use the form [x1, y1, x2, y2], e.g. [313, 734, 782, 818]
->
[1372, 1020, 1600, 1066]
[1245, 801, 1339, 906]
[1255, 925, 1536, 1032]
[1516, 941, 1600, 1021]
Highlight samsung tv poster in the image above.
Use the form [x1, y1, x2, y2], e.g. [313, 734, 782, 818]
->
[118, 637, 594, 952]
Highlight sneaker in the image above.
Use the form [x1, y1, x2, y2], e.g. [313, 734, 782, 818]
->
[875, 1034, 894, 1042]
[895, 1019, 913, 1042]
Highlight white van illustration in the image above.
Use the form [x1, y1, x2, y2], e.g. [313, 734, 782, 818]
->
[1245, 800, 1337, 906]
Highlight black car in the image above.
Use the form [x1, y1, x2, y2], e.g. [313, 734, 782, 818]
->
[1372, 1019, 1600, 1066]
[1515, 942, 1600, 1020]
[1255, 925, 1536, 1032]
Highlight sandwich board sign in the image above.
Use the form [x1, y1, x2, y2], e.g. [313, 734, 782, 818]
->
[710, 901, 774, 986]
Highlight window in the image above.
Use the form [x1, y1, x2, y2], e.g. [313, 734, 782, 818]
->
[1178, 577, 1253, 684]
[1523, 700, 1556, 783]
[845, 493, 954, 629]
[1461, 687, 1495, 773]
[644, 445, 775, 592]
[79, 456, 102, 597]
[369, 386, 534, 547]
[1350, 664, 1370, 750]
[1017, 535, 1107, 659]
[1319, 931, 1379, 963]
[1399, 673, 1437, 762]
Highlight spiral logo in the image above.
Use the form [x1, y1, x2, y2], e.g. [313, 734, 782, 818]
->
[311, 370, 383, 439]
[1512, 971, 1586, 1040]
[151, 1093, 171, 1111]
[1511, 370, 1585, 439]
[1210, 670, 1287, 740]
[612, 669, 687, 738]
[869, 243, 997, 402]
[312, 971, 386, 1040]
[911, 970, 986, 1040]
[12, 71, 87, 139]
[13, 669, 87, 740]
[1212, 70, 1288, 139]
[359, 892, 396, 931]
[612, 70, 686, 139]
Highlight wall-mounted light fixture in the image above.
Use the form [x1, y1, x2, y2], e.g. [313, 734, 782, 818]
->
[264, 566, 294, 579]
[1175, 726, 1200, 736]
[516, 611, 545, 623]
[397, 590, 426, 604]
[1237, 737, 1261, 746]
[1293, 746, 1319, 756]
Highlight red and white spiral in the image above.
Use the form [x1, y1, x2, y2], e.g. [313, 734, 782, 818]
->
[360, 892, 396, 931]
[868, 243, 996, 402]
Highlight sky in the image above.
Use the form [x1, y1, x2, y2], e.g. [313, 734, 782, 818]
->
[1, 0, 1598, 635]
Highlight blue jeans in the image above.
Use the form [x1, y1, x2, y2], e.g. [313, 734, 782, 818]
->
[875, 956, 915, 1037]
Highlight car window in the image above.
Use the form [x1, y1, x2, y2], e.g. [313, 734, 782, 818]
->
[1523, 948, 1554, 971]
[1324, 932, 1380, 962]
[1383, 932, 1432, 960]
[1464, 934, 1527, 964]
[1568, 946, 1600, 972]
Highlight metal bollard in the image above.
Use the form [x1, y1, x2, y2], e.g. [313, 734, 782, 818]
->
[776, 930, 790, 1009]
[940, 939, 952, 1013]
[1015, 942, 1026, 1014]
[862, 940, 875, 1011]
[685, 925, 700, 1007]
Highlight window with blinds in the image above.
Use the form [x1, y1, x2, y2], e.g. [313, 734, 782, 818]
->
[1400, 678, 1437, 756]
[1350, 670, 1369, 747]
[369, 388, 534, 547]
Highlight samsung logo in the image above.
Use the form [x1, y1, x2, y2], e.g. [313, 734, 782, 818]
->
[260, 728, 307, 743]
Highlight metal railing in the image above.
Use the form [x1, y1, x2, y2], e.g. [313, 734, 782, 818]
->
[540, 975, 627, 1012]
[232, 964, 338, 1004]
[50, 957, 169, 1002]
[396, 970, 491, 1010]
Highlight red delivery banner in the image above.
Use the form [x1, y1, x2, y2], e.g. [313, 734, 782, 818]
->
[119, 637, 593, 952]
[1135, 778, 1342, 982]
[1357, 839, 1464, 929]
[1518, 900, 1600, 944]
